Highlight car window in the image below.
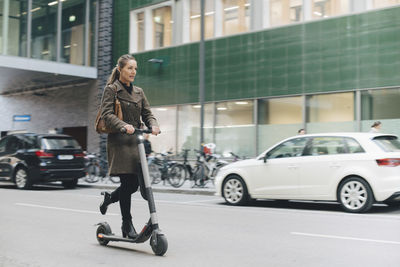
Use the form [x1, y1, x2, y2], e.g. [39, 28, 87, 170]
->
[372, 136, 400, 152]
[345, 137, 365, 153]
[267, 138, 309, 159]
[5, 137, 21, 153]
[304, 137, 346, 156]
[0, 137, 9, 153]
[41, 137, 81, 150]
[18, 135, 39, 149]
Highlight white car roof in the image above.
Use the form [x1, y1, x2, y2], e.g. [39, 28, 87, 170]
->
[295, 132, 397, 138]
[258, 132, 398, 158]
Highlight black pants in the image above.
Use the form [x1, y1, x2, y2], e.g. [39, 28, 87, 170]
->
[110, 174, 139, 221]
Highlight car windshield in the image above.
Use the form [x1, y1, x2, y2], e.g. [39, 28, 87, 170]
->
[41, 137, 81, 150]
[372, 136, 400, 152]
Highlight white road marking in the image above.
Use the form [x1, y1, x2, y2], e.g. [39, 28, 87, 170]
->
[181, 198, 222, 204]
[15, 203, 118, 216]
[291, 232, 400, 245]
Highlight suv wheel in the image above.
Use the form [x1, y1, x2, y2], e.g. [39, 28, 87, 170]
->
[62, 179, 78, 189]
[14, 168, 32, 190]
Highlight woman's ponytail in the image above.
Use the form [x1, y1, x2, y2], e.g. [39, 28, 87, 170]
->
[106, 67, 119, 85]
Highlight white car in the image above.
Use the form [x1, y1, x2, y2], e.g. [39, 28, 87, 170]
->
[215, 133, 400, 213]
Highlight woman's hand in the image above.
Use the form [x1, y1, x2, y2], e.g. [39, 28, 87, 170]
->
[124, 124, 135, 134]
[152, 126, 160, 136]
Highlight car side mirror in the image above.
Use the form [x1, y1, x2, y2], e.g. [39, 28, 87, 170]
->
[263, 154, 267, 163]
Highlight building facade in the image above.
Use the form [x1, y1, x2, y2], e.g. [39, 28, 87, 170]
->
[115, 0, 400, 157]
[0, 0, 110, 154]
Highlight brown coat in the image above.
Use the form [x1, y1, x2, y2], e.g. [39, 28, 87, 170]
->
[100, 79, 158, 175]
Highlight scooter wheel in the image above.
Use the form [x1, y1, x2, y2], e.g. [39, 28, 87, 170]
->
[96, 222, 112, 246]
[150, 234, 168, 256]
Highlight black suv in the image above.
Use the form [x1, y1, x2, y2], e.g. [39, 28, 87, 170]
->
[0, 133, 85, 189]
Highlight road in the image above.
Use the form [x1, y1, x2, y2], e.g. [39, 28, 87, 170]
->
[1, 183, 399, 267]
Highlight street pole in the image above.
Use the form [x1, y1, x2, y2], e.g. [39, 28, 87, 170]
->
[199, 0, 205, 150]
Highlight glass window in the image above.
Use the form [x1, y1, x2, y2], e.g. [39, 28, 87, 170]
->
[345, 137, 365, 153]
[1, 0, 28, 56]
[258, 96, 302, 125]
[258, 96, 303, 154]
[216, 100, 253, 126]
[312, 0, 349, 19]
[41, 137, 81, 149]
[223, 0, 250, 36]
[270, 0, 302, 27]
[306, 92, 355, 133]
[372, 136, 400, 152]
[215, 100, 255, 156]
[177, 103, 214, 154]
[0, 136, 9, 153]
[136, 12, 144, 52]
[153, 5, 172, 49]
[305, 136, 346, 156]
[31, 0, 58, 61]
[190, 0, 214, 42]
[361, 88, 400, 120]
[61, 0, 86, 65]
[307, 92, 354, 123]
[373, 0, 400, 9]
[267, 137, 309, 159]
[150, 106, 177, 153]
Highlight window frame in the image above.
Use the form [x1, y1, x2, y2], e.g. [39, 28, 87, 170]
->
[129, 1, 174, 53]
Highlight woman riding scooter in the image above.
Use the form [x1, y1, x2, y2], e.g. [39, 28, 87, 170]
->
[98, 54, 160, 239]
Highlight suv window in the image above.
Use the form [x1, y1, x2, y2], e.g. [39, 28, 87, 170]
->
[0, 136, 10, 153]
[373, 136, 400, 152]
[5, 137, 23, 153]
[304, 137, 347, 156]
[41, 137, 81, 150]
[267, 137, 309, 159]
[18, 135, 39, 149]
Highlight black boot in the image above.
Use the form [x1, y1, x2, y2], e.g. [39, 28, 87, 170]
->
[121, 220, 138, 239]
[99, 191, 112, 215]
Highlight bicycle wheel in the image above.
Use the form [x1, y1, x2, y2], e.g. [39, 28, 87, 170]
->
[148, 163, 161, 184]
[167, 164, 186, 188]
[192, 164, 207, 188]
[85, 163, 100, 183]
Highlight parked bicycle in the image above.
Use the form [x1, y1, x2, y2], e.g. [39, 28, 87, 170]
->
[147, 151, 186, 187]
[173, 148, 228, 188]
[84, 153, 120, 184]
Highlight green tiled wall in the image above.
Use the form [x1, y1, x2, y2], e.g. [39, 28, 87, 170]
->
[113, 4, 400, 106]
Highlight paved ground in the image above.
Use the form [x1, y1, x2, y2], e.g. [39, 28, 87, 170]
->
[1, 183, 399, 267]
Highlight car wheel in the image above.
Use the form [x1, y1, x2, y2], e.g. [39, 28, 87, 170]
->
[338, 177, 374, 213]
[62, 179, 78, 189]
[222, 175, 249, 206]
[14, 167, 32, 190]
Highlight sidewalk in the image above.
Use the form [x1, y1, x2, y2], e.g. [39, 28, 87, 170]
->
[78, 179, 216, 196]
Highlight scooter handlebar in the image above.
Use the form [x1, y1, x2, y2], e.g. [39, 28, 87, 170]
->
[120, 127, 159, 135]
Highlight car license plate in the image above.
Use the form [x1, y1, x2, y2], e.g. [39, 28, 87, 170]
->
[58, 155, 73, 160]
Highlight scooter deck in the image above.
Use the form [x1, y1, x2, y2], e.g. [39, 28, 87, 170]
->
[97, 223, 153, 244]
[97, 233, 139, 243]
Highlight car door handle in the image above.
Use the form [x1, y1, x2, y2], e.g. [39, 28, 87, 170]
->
[330, 164, 341, 168]
[288, 165, 298, 169]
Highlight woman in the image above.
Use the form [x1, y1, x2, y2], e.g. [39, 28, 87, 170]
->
[98, 54, 160, 239]
[369, 121, 381, 133]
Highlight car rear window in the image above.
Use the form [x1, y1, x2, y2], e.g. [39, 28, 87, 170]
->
[41, 137, 81, 150]
[372, 136, 400, 152]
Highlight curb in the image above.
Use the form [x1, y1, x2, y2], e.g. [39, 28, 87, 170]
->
[78, 183, 216, 196]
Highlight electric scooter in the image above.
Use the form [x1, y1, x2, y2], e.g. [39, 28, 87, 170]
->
[95, 127, 168, 256]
